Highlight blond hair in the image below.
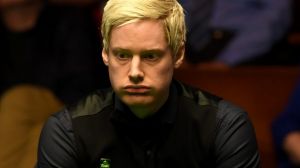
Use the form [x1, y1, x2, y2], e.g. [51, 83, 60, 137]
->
[101, 0, 186, 56]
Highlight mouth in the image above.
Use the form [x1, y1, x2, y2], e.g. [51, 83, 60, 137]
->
[123, 85, 151, 95]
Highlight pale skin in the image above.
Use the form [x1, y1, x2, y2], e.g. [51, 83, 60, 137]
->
[284, 131, 300, 165]
[102, 19, 184, 119]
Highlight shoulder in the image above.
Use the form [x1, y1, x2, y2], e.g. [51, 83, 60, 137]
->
[38, 109, 80, 167]
[66, 88, 114, 119]
[174, 81, 260, 165]
[175, 80, 222, 108]
[216, 100, 249, 127]
[175, 80, 248, 122]
[46, 87, 114, 133]
[215, 100, 261, 166]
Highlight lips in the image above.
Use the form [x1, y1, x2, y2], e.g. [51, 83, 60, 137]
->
[123, 85, 151, 94]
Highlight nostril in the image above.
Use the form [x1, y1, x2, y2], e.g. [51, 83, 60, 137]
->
[129, 75, 143, 84]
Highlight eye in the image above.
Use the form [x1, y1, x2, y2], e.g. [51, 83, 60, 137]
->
[113, 51, 132, 60]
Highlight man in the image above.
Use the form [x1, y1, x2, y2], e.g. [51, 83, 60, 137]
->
[37, 0, 260, 167]
[180, 0, 292, 67]
[272, 78, 300, 167]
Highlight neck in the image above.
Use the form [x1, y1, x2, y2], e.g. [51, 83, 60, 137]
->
[130, 106, 157, 119]
[1, 1, 43, 32]
[130, 90, 170, 119]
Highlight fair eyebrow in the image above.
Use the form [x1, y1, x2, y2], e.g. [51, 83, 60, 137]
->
[110, 47, 166, 54]
[141, 50, 164, 56]
[111, 48, 131, 55]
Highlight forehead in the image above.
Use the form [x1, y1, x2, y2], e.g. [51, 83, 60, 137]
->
[109, 19, 168, 50]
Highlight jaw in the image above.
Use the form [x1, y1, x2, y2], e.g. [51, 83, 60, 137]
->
[120, 94, 158, 119]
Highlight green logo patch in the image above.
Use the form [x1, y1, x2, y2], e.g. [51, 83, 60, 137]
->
[100, 158, 111, 168]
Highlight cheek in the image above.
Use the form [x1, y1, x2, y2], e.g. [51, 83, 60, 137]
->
[108, 65, 121, 86]
[150, 62, 174, 84]
[108, 63, 129, 88]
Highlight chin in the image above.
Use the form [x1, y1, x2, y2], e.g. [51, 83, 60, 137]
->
[122, 95, 153, 107]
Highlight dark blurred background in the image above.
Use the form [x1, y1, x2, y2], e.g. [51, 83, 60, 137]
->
[0, 0, 300, 167]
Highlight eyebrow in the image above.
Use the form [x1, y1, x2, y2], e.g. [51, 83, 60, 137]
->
[140, 49, 164, 55]
[111, 47, 165, 54]
[111, 48, 130, 54]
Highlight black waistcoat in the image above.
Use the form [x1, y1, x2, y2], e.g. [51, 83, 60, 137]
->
[69, 81, 222, 168]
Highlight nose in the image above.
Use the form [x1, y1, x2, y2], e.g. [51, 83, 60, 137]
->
[129, 56, 144, 83]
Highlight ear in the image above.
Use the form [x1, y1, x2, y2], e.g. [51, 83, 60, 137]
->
[102, 49, 109, 66]
[174, 44, 185, 68]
